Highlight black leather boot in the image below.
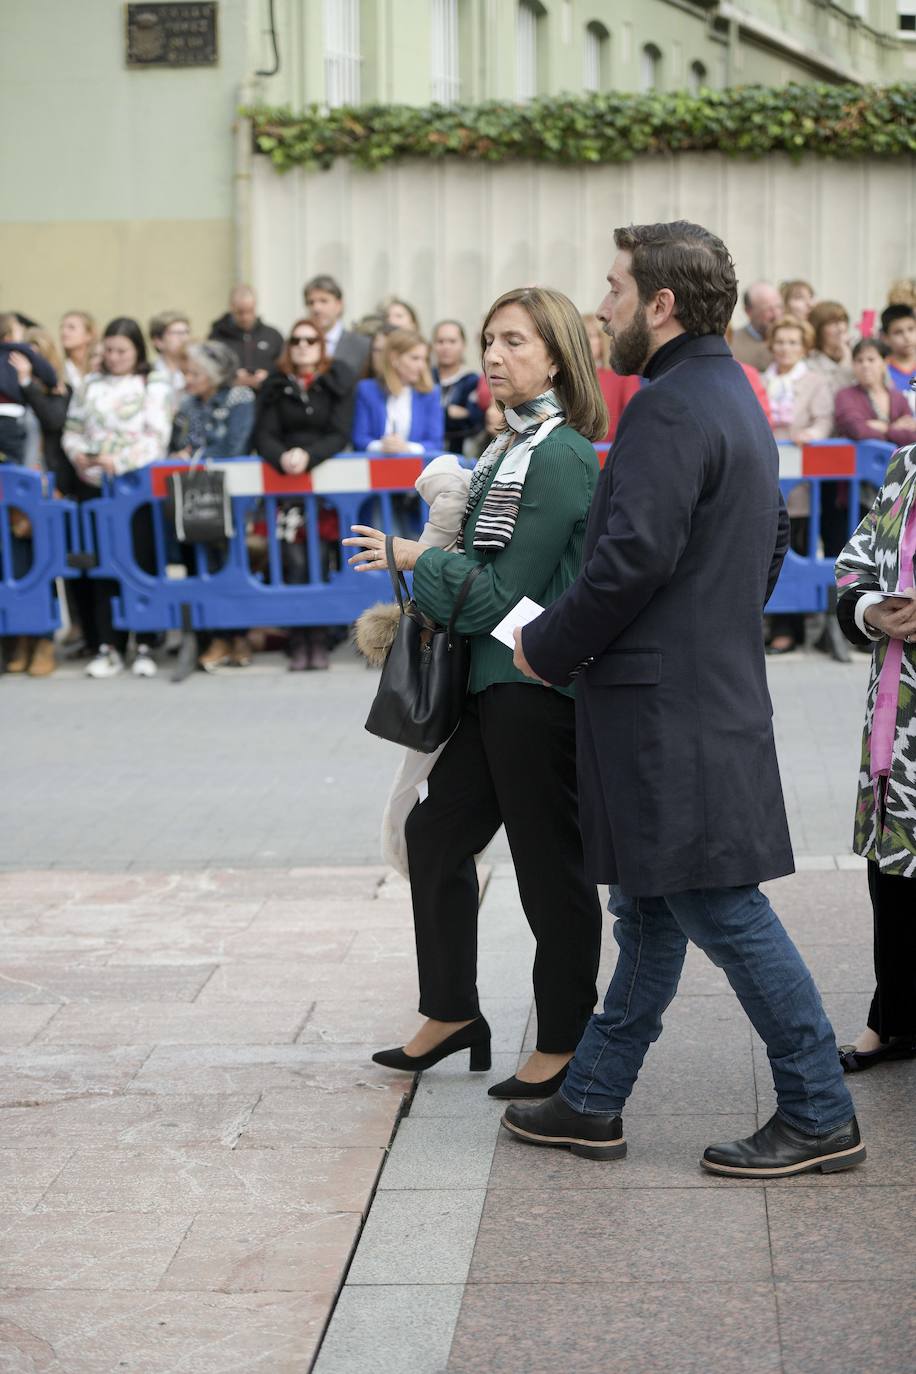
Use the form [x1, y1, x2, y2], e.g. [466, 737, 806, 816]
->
[702, 1112, 865, 1178]
[501, 1091, 626, 1161]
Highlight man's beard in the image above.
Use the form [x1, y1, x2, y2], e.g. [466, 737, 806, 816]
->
[608, 305, 651, 376]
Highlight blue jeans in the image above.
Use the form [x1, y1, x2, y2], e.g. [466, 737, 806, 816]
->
[561, 884, 854, 1136]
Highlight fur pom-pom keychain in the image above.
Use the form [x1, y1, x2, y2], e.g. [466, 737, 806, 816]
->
[352, 602, 402, 668]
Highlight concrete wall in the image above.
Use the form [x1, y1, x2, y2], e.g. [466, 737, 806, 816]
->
[250, 151, 916, 340]
[0, 0, 257, 336]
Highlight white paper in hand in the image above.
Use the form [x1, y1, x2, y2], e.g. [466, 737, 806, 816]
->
[491, 597, 544, 649]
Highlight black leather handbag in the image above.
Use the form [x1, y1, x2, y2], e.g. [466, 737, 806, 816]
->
[364, 535, 485, 753]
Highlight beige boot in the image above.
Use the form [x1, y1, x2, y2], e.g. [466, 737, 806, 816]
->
[229, 634, 253, 667]
[27, 638, 56, 677]
[198, 637, 231, 673]
[5, 637, 31, 673]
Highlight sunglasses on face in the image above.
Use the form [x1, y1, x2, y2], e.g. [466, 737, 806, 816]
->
[290, 334, 319, 345]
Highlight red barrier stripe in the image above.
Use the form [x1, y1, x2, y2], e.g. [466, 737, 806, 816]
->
[262, 466, 314, 495]
[149, 464, 191, 499]
[368, 457, 425, 489]
[802, 443, 856, 477]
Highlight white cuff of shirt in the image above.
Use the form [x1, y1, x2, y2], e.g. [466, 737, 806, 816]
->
[855, 592, 886, 641]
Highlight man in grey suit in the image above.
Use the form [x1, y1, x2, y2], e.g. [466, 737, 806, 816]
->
[303, 274, 371, 377]
[504, 221, 863, 1179]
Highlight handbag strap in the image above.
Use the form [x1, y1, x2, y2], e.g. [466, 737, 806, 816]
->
[385, 534, 484, 644]
[385, 534, 411, 613]
[446, 560, 485, 647]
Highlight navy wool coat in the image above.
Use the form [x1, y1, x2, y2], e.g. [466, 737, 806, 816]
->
[523, 333, 795, 896]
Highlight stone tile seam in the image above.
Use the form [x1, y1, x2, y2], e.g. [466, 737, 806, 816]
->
[764, 1189, 789, 1374]
[316, 868, 526, 1367]
[308, 1077, 421, 1370]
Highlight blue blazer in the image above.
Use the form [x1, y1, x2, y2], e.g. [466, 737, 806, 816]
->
[351, 378, 444, 453]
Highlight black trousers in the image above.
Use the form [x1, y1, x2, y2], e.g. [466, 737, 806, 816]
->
[405, 683, 602, 1052]
[866, 860, 916, 1041]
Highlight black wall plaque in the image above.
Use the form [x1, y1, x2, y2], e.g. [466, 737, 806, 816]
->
[126, 2, 218, 67]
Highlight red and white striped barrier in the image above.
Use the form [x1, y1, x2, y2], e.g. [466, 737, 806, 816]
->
[149, 455, 425, 500]
[777, 442, 857, 479]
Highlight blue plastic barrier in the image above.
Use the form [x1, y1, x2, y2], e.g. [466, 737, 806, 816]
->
[82, 454, 428, 634]
[0, 466, 79, 637]
[0, 440, 902, 637]
[767, 439, 895, 615]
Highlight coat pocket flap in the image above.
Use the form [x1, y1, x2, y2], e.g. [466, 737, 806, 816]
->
[586, 651, 662, 686]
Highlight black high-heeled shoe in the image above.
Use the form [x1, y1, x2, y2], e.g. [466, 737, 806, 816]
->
[487, 1062, 570, 1100]
[372, 1017, 492, 1073]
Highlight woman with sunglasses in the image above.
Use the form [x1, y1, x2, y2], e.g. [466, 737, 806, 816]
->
[254, 320, 356, 670]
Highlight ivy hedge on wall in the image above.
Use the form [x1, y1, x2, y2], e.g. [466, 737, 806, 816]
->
[244, 83, 916, 173]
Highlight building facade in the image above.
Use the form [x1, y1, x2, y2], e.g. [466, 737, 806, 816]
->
[1, 0, 913, 340]
[276, 0, 913, 108]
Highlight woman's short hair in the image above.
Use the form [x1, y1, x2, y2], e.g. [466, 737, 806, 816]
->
[149, 309, 190, 343]
[276, 318, 330, 378]
[613, 221, 738, 336]
[779, 279, 815, 309]
[807, 300, 848, 352]
[580, 312, 610, 368]
[887, 278, 916, 310]
[480, 287, 608, 442]
[101, 317, 150, 375]
[433, 319, 467, 344]
[380, 329, 433, 396]
[766, 314, 815, 352]
[852, 336, 889, 362]
[183, 340, 239, 390]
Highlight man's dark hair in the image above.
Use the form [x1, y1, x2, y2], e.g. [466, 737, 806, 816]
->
[614, 221, 737, 336]
[303, 274, 343, 300]
[881, 303, 916, 335]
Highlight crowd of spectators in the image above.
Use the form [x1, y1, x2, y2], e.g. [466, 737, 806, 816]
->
[1, 268, 915, 677]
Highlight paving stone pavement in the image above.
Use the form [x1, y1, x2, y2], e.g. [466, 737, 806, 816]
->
[316, 867, 916, 1374]
[0, 646, 871, 869]
[2, 644, 912, 1373]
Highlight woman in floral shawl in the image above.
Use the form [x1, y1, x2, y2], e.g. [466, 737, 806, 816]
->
[834, 438, 916, 1071]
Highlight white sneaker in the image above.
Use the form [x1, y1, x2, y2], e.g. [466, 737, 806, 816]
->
[85, 646, 124, 679]
[132, 647, 158, 679]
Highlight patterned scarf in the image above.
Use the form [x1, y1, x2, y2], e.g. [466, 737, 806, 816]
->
[457, 390, 565, 552]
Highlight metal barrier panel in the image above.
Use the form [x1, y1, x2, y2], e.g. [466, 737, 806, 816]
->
[84, 455, 428, 634]
[0, 466, 79, 637]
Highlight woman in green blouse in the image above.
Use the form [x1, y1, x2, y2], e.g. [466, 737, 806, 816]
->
[345, 287, 607, 1099]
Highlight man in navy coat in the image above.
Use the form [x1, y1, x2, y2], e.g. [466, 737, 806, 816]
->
[504, 221, 862, 1178]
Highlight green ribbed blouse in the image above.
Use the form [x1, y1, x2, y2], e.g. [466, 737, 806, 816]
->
[411, 425, 599, 697]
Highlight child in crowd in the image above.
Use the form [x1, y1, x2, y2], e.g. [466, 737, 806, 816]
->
[881, 305, 916, 408]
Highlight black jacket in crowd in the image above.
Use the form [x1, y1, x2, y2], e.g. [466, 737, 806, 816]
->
[20, 380, 83, 495]
[523, 332, 794, 898]
[254, 360, 356, 471]
[209, 313, 284, 375]
[0, 342, 57, 405]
